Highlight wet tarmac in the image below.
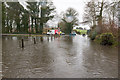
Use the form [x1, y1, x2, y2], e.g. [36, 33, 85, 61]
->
[2, 35, 118, 78]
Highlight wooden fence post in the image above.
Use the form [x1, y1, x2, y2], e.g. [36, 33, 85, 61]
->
[21, 39, 24, 48]
[34, 38, 36, 44]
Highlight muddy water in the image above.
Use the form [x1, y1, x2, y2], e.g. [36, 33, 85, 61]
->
[0, 36, 2, 79]
[2, 35, 118, 78]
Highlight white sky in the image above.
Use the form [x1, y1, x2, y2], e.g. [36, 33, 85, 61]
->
[52, 0, 91, 29]
[19, 0, 113, 29]
[53, 0, 90, 21]
[19, 0, 92, 29]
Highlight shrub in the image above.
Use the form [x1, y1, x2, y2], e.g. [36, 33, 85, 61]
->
[76, 31, 81, 34]
[89, 31, 97, 40]
[94, 34, 101, 43]
[100, 33, 114, 46]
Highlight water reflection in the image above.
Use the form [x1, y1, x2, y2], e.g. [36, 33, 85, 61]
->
[82, 41, 118, 78]
[2, 35, 118, 78]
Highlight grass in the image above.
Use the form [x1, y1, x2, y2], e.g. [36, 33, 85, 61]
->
[2, 34, 44, 37]
[2, 33, 62, 37]
[73, 29, 87, 34]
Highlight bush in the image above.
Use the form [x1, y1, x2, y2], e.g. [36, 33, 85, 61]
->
[94, 34, 101, 43]
[89, 31, 97, 40]
[100, 33, 114, 46]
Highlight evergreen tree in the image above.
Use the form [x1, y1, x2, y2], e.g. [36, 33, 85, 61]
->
[61, 8, 79, 34]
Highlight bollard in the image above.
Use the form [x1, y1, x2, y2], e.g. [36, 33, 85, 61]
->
[41, 37, 43, 42]
[47, 37, 49, 41]
[54, 35, 55, 40]
[21, 39, 24, 48]
[51, 36, 52, 41]
[34, 38, 36, 44]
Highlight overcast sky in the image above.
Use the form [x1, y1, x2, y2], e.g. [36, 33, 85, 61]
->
[19, 0, 92, 29]
[53, 0, 92, 29]
[53, 0, 90, 21]
[19, 0, 113, 29]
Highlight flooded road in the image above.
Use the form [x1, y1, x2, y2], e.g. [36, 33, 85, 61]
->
[2, 35, 118, 78]
[0, 36, 2, 79]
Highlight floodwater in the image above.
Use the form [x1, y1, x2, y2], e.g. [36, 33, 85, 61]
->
[0, 36, 2, 79]
[2, 35, 118, 78]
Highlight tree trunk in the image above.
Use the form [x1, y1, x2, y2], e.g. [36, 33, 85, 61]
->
[2, 2, 6, 33]
[6, 17, 9, 33]
[97, 1, 104, 34]
[31, 17, 33, 33]
[17, 22, 20, 33]
[40, 23, 43, 34]
[35, 19, 38, 33]
[10, 21, 12, 33]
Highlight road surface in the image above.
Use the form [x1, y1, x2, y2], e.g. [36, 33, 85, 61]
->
[2, 35, 118, 78]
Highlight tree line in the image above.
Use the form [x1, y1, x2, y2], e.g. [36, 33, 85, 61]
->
[58, 8, 79, 34]
[83, 0, 119, 46]
[2, 0, 56, 34]
[83, 0, 119, 35]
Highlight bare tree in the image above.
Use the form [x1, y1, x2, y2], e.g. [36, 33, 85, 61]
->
[83, 0, 112, 33]
[83, 0, 98, 27]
